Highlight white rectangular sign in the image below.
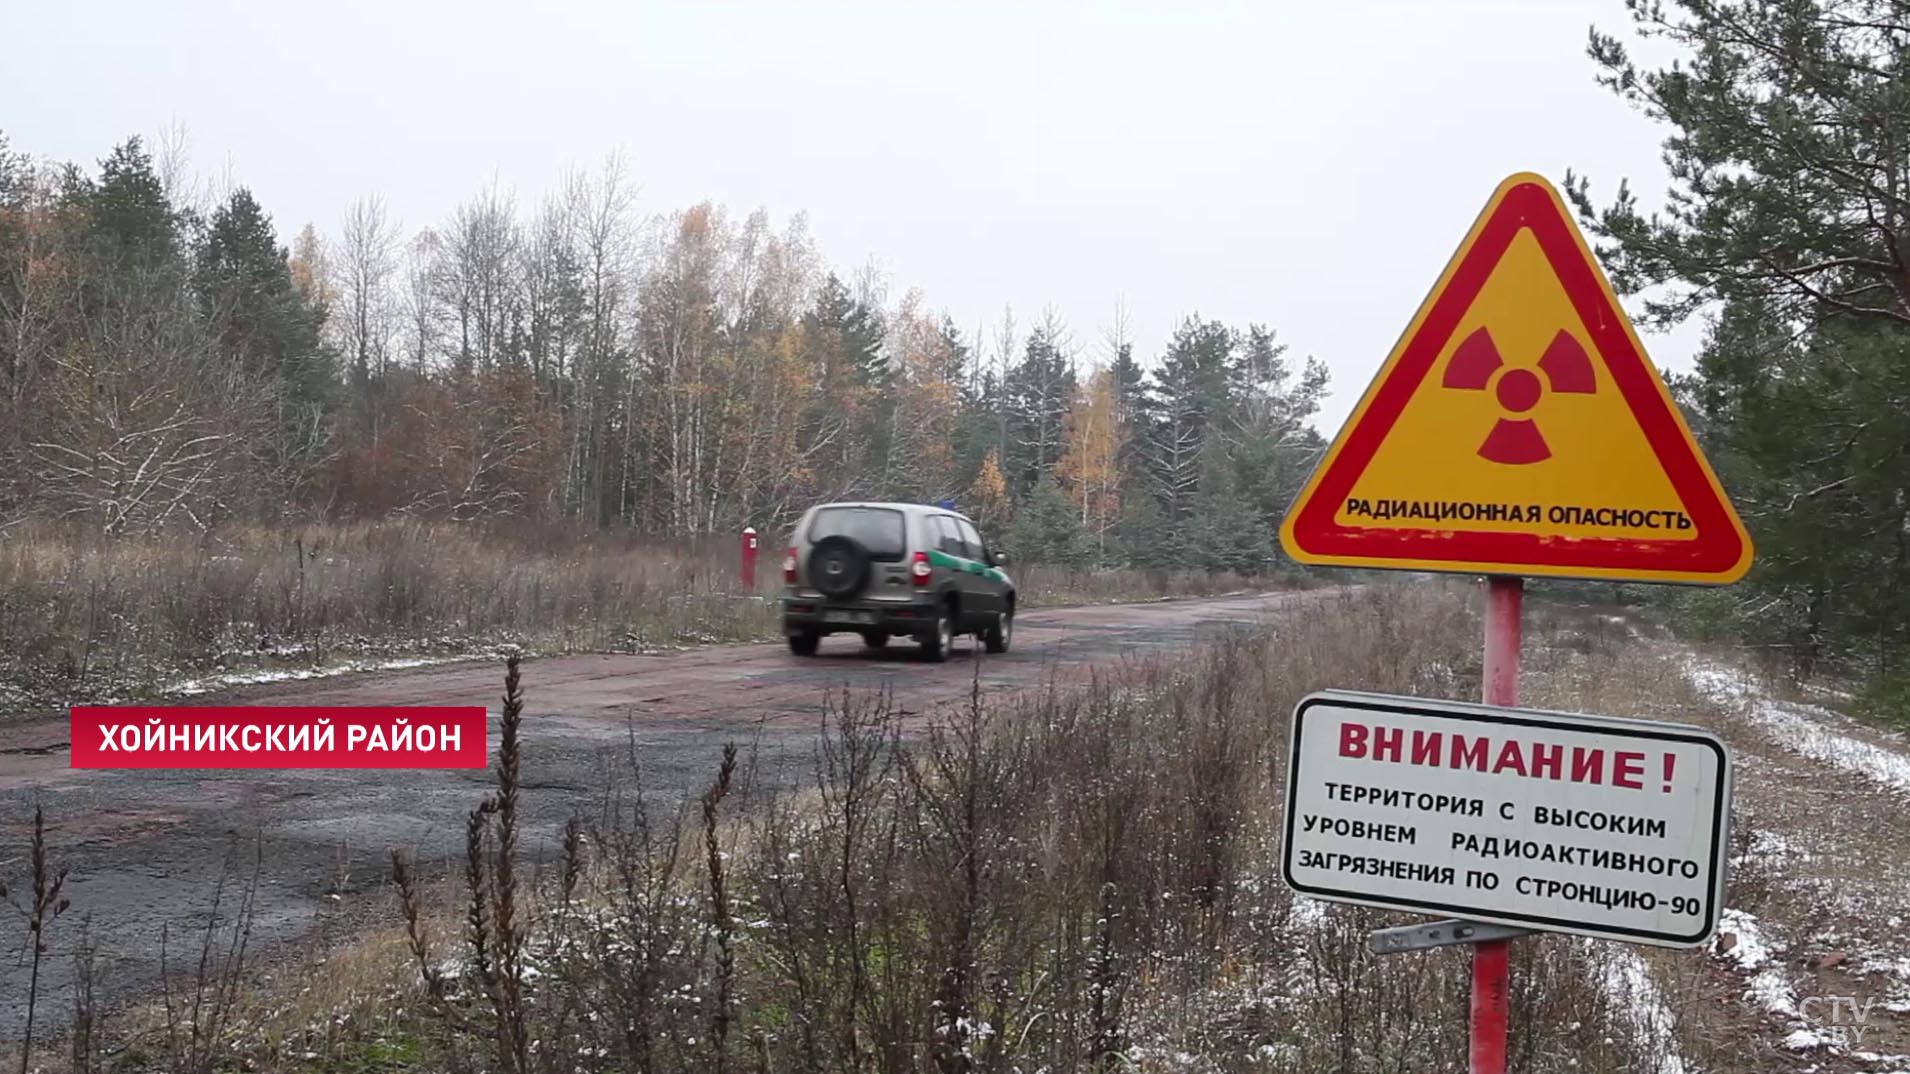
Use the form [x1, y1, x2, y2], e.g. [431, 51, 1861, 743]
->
[1281, 691, 1731, 947]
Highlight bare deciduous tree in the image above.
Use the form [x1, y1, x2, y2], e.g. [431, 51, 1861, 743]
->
[333, 195, 402, 418]
[28, 271, 258, 533]
[441, 183, 521, 377]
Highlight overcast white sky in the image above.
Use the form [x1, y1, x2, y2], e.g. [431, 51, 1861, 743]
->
[1, 0, 1694, 432]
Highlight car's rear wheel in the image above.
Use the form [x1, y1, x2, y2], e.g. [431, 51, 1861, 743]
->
[919, 608, 953, 663]
[983, 606, 1013, 654]
[788, 632, 820, 656]
[861, 631, 890, 650]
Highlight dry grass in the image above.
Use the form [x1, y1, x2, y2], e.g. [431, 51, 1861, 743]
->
[0, 519, 770, 712]
[0, 520, 1283, 717]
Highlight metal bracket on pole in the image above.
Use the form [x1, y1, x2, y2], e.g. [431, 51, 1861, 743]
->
[1368, 919, 1534, 956]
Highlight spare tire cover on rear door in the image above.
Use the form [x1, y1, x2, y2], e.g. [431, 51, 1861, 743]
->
[808, 536, 872, 599]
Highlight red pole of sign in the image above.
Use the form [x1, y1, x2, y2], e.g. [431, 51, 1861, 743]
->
[1483, 575, 1522, 707]
[1471, 574, 1523, 1074]
[741, 527, 758, 592]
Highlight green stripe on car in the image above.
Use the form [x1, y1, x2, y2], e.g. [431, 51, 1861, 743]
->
[926, 548, 1007, 584]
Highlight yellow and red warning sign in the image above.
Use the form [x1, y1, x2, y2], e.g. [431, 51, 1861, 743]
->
[1280, 172, 1752, 584]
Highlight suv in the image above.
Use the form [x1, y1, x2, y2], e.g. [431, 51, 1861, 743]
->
[781, 502, 1015, 661]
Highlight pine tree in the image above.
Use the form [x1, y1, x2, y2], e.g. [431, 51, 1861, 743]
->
[1109, 339, 1146, 420]
[198, 189, 332, 401]
[1108, 338, 1148, 468]
[1574, 0, 1910, 680]
[197, 187, 336, 493]
[800, 273, 890, 493]
[82, 137, 178, 264]
[1141, 316, 1237, 522]
[1004, 319, 1076, 496]
[1189, 438, 1267, 574]
[1115, 482, 1180, 570]
[1007, 477, 1088, 567]
[0, 131, 28, 209]
[956, 364, 1006, 492]
[1225, 324, 1329, 551]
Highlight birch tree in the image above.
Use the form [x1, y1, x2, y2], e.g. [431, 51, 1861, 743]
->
[333, 195, 402, 434]
[1056, 365, 1124, 548]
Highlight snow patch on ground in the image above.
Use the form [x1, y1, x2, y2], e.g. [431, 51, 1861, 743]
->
[1715, 908, 1843, 1052]
[1846, 1050, 1910, 1073]
[1717, 910, 1797, 1016]
[1590, 944, 1691, 1074]
[1860, 954, 1910, 983]
[1683, 656, 1910, 797]
[168, 652, 500, 696]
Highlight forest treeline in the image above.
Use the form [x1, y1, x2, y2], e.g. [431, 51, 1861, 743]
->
[0, 133, 1326, 573]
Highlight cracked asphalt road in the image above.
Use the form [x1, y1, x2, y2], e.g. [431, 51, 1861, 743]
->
[0, 590, 1328, 1034]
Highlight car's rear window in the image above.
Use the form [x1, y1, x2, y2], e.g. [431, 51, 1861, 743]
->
[808, 507, 906, 559]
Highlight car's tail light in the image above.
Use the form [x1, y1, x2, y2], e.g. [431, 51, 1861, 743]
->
[910, 551, 931, 586]
[783, 547, 798, 583]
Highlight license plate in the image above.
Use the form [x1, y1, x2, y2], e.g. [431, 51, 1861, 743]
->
[823, 610, 874, 625]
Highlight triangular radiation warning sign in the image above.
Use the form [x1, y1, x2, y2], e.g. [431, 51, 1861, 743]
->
[1279, 172, 1752, 584]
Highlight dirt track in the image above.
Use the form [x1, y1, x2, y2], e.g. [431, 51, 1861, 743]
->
[0, 590, 1325, 1034]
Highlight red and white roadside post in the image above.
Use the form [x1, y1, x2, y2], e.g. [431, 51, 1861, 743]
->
[740, 527, 759, 592]
[1471, 575, 1523, 1074]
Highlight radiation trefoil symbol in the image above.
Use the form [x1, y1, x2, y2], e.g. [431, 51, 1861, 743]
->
[1440, 326, 1595, 464]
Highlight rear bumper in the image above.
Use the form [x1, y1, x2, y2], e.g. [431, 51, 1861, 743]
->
[782, 596, 937, 636]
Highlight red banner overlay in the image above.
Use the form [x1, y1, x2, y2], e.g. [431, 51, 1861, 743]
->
[69, 706, 489, 769]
